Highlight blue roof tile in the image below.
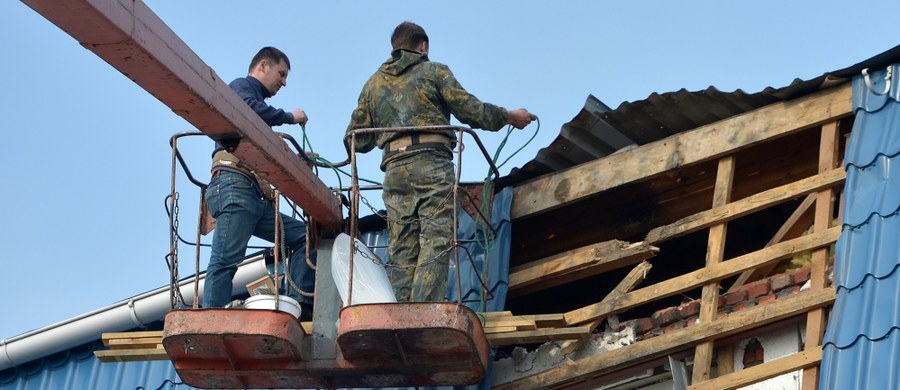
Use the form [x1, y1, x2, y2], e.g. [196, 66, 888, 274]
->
[821, 62, 900, 389]
[836, 212, 900, 289]
[841, 156, 900, 226]
[821, 328, 900, 390]
[824, 268, 900, 347]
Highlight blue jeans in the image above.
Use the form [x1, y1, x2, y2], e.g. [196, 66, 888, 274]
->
[203, 170, 316, 308]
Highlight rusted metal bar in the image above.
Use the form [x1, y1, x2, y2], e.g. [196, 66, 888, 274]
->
[21, 0, 343, 227]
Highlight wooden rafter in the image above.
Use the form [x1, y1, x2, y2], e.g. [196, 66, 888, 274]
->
[564, 227, 839, 326]
[511, 84, 852, 220]
[495, 288, 835, 389]
[508, 240, 657, 297]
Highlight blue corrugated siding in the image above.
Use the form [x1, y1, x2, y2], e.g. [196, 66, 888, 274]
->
[821, 64, 900, 389]
[0, 342, 193, 390]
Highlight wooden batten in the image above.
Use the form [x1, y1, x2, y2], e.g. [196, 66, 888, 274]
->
[511, 83, 852, 220]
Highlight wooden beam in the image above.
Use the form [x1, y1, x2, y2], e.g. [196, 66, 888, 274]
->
[495, 288, 835, 390]
[644, 168, 844, 245]
[729, 193, 816, 291]
[511, 83, 852, 220]
[564, 227, 840, 326]
[487, 326, 592, 347]
[95, 347, 170, 362]
[21, 0, 343, 227]
[520, 313, 567, 328]
[693, 156, 734, 383]
[509, 240, 657, 297]
[689, 348, 822, 390]
[802, 121, 839, 390]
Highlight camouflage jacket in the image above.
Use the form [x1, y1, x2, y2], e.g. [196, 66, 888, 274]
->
[346, 49, 509, 159]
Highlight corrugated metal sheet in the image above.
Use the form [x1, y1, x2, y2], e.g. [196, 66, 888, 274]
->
[820, 64, 900, 389]
[502, 45, 900, 188]
[0, 341, 192, 390]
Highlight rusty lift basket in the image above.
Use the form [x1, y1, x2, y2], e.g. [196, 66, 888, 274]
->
[162, 126, 500, 388]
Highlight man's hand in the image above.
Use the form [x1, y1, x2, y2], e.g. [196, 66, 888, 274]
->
[507, 109, 536, 129]
[291, 108, 309, 125]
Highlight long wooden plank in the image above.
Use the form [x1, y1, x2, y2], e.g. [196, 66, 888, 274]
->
[95, 347, 169, 362]
[693, 157, 734, 383]
[509, 240, 657, 297]
[564, 226, 840, 326]
[689, 348, 822, 390]
[519, 314, 567, 328]
[495, 288, 835, 390]
[644, 168, 845, 245]
[802, 121, 839, 390]
[487, 326, 592, 347]
[511, 83, 852, 220]
[21, 0, 342, 227]
[107, 338, 162, 350]
[101, 331, 163, 344]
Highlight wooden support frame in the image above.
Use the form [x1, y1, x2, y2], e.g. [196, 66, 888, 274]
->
[564, 226, 839, 326]
[21, 0, 343, 227]
[691, 156, 733, 383]
[508, 240, 657, 297]
[729, 193, 817, 291]
[511, 84, 852, 220]
[689, 348, 822, 390]
[801, 121, 840, 389]
[495, 288, 835, 389]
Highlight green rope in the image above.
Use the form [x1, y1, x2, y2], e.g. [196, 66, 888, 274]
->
[475, 117, 540, 311]
[296, 124, 382, 187]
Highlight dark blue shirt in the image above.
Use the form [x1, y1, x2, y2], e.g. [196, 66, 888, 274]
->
[228, 76, 293, 126]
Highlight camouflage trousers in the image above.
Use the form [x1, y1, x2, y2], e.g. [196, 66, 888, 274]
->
[383, 150, 454, 302]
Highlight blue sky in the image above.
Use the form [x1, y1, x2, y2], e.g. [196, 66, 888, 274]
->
[0, 0, 895, 340]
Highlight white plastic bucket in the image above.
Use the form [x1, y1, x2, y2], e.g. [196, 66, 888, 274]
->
[243, 294, 302, 319]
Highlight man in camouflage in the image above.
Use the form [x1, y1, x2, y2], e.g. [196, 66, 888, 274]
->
[346, 21, 535, 302]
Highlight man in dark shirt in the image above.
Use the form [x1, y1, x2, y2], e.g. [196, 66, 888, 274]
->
[346, 22, 535, 302]
[203, 47, 316, 319]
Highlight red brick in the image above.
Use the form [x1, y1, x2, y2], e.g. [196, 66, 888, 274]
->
[678, 300, 701, 318]
[651, 307, 681, 327]
[724, 289, 749, 306]
[757, 294, 778, 305]
[792, 267, 811, 285]
[630, 318, 654, 335]
[664, 321, 685, 334]
[770, 273, 792, 291]
[745, 279, 771, 299]
[777, 285, 801, 298]
[732, 301, 757, 312]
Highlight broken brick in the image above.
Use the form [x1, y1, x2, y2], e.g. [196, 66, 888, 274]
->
[745, 279, 771, 299]
[770, 273, 792, 291]
[651, 307, 681, 327]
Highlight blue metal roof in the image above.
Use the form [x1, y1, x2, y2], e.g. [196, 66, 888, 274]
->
[0, 341, 192, 390]
[821, 64, 900, 389]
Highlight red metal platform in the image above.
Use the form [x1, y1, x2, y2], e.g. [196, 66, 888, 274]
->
[162, 303, 489, 388]
[337, 302, 490, 385]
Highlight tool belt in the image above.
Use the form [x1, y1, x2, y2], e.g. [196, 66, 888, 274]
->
[211, 150, 277, 201]
[385, 133, 452, 153]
